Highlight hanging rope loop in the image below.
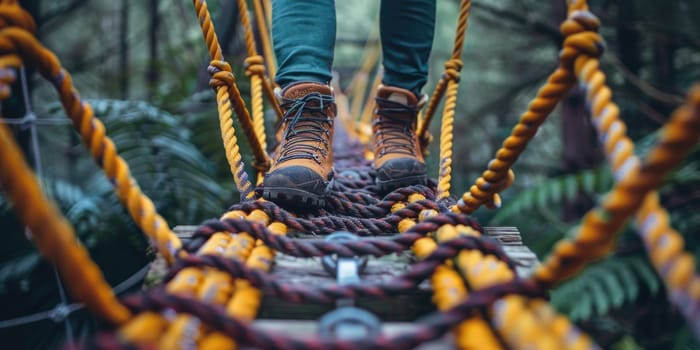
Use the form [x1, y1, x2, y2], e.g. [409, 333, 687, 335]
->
[559, 10, 604, 69]
[244, 55, 266, 77]
[442, 58, 463, 82]
[207, 60, 235, 90]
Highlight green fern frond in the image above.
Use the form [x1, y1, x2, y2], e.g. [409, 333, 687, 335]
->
[491, 166, 613, 225]
[551, 254, 661, 321]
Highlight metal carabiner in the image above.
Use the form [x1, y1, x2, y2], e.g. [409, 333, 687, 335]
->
[318, 306, 382, 340]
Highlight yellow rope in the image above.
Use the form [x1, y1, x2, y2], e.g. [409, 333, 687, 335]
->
[252, 0, 276, 79]
[492, 296, 598, 349]
[418, 0, 471, 152]
[451, 7, 603, 214]
[533, 70, 700, 285]
[437, 73, 461, 199]
[0, 121, 131, 325]
[193, 0, 271, 185]
[0, 27, 184, 263]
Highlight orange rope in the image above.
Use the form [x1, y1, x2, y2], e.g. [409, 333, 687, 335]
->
[0, 121, 131, 325]
[451, 8, 604, 214]
[193, 0, 271, 179]
[417, 0, 470, 147]
[0, 27, 184, 263]
[252, 0, 276, 79]
[533, 78, 700, 286]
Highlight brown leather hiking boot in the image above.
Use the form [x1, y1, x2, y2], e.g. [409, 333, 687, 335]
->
[262, 82, 335, 208]
[372, 85, 427, 192]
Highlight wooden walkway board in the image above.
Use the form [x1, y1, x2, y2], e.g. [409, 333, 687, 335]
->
[152, 225, 540, 348]
[169, 225, 539, 321]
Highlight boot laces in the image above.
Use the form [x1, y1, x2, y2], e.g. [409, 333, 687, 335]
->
[277, 92, 334, 164]
[374, 97, 418, 157]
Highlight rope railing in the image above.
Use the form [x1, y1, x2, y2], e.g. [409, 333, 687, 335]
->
[532, 9, 700, 288]
[0, 121, 131, 325]
[0, 23, 183, 264]
[1, 0, 699, 348]
[452, 5, 601, 214]
[193, 0, 269, 197]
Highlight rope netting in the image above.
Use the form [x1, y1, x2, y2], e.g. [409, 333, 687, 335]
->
[0, 0, 699, 348]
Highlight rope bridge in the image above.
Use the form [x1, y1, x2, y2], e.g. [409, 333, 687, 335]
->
[0, 0, 699, 348]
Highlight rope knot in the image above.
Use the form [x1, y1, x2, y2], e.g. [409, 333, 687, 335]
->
[244, 55, 265, 77]
[0, 4, 37, 33]
[207, 60, 234, 90]
[559, 10, 605, 69]
[442, 59, 463, 82]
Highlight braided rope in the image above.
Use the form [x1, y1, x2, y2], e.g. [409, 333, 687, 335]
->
[115, 278, 544, 350]
[533, 58, 700, 286]
[417, 0, 470, 149]
[208, 61, 255, 198]
[492, 296, 600, 349]
[251, 0, 276, 79]
[0, 122, 131, 325]
[236, 0, 268, 159]
[193, 0, 271, 187]
[452, 10, 604, 214]
[437, 69, 462, 199]
[237, 0, 282, 134]
[358, 67, 383, 144]
[0, 26, 183, 263]
[2, 0, 698, 348]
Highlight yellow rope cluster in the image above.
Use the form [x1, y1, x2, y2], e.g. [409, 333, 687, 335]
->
[119, 209, 287, 348]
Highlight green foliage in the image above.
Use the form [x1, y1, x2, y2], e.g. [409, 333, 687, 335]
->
[0, 99, 230, 348]
[491, 166, 613, 225]
[551, 255, 660, 321]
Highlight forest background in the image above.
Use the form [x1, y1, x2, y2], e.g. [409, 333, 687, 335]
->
[0, 0, 699, 348]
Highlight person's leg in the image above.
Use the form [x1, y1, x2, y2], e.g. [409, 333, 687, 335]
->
[263, 0, 337, 208]
[371, 0, 436, 192]
[272, 0, 336, 87]
[379, 0, 436, 96]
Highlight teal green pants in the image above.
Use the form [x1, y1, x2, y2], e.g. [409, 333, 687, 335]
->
[272, 0, 436, 96]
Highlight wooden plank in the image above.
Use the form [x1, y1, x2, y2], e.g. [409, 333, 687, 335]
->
[258, 250, 433, 321]
[164, 224, 539, 321]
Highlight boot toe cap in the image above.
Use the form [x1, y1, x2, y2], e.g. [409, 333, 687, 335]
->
[376, 158, 427, 183]
[264, 166, 330, 195]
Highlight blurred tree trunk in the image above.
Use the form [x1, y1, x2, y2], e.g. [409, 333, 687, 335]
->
[554, 0, 602, 222]
[119, 0, 129, 100]
[194, 0, 239, 93]
[653, 35, 677, 109]
[616, 0, 640, 76]
[147, 0, 160, 99]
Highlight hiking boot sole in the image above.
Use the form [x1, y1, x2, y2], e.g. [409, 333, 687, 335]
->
[262, 186, 327, 208]
[376, 174, 428, 193]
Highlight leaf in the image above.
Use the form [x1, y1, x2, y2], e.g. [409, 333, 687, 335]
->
[611, 259, 639, 303]
[490, 166, 612, 225]
[589, 277, 611, 316]
[600, 269, 625, 308]
[581, 170, 596, 194]
[629, 257, 660, 296]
